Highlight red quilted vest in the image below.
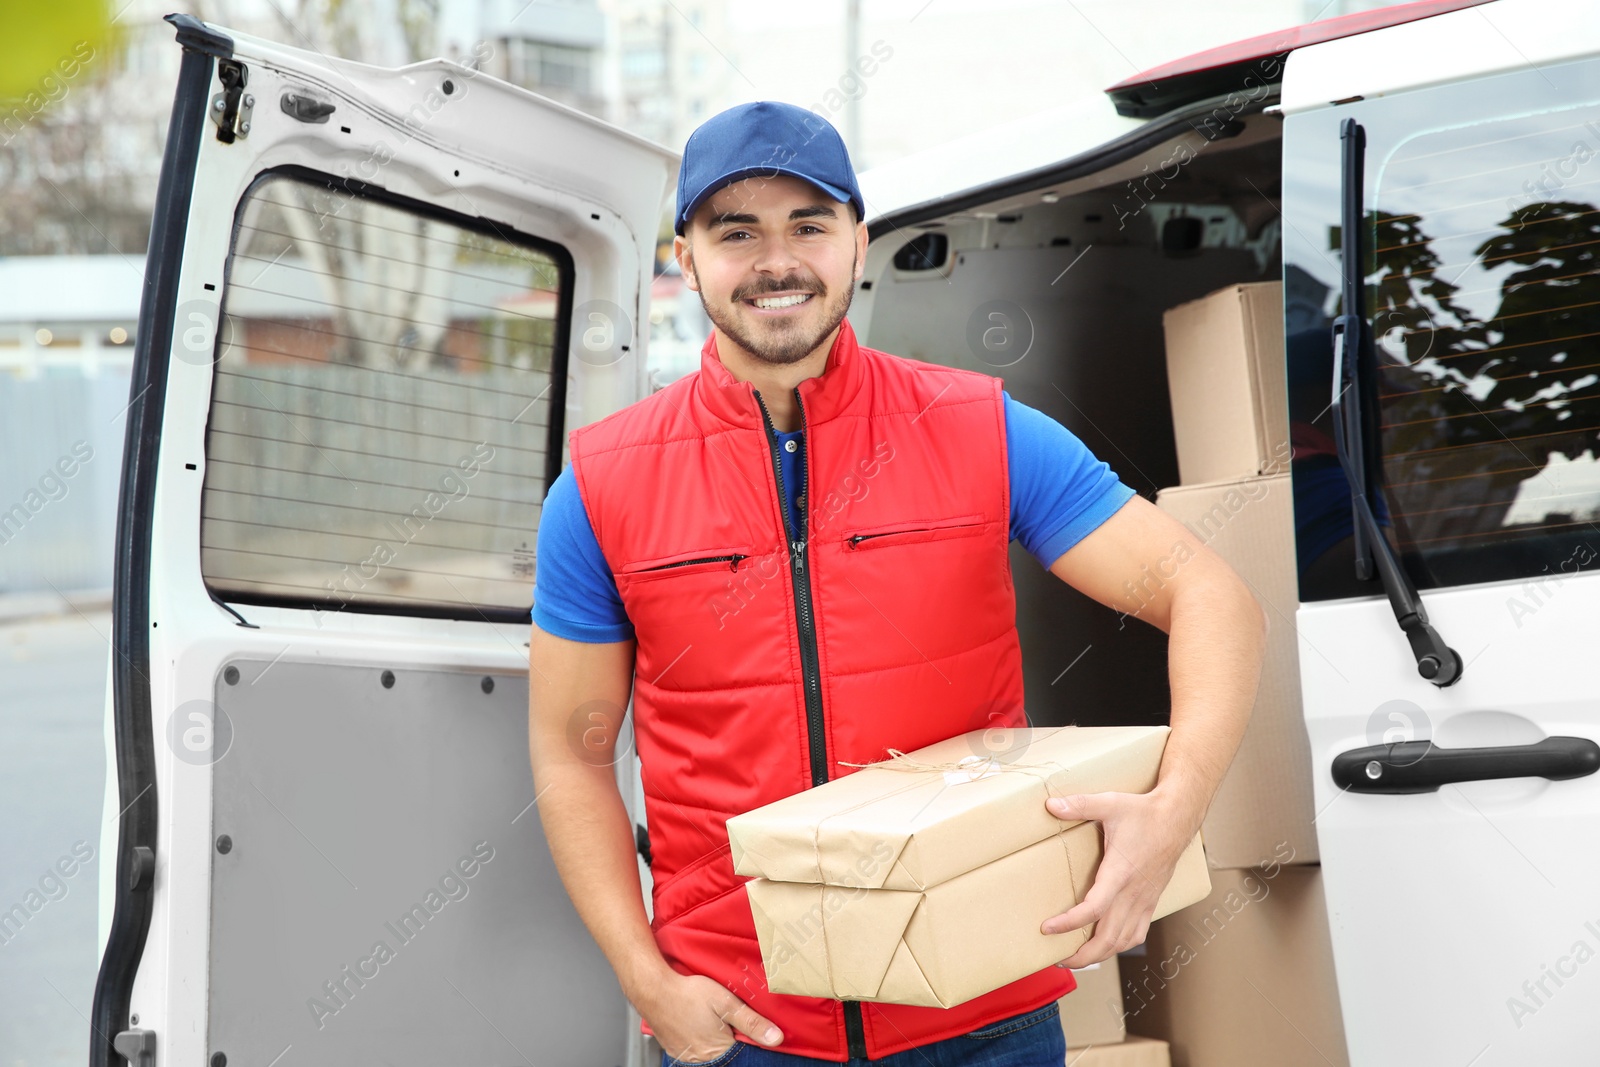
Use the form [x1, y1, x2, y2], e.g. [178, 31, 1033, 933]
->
[568, 318, 1076, 1060]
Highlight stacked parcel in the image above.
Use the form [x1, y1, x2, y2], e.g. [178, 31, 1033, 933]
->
[725, 725, 1210, 1008]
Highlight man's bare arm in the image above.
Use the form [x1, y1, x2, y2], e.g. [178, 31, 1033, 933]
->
[527, 623, 784, 1055]
[1049, 493, 1267, 817]
[527, 626, 665, 998]
[1037, 494, 1267, 963]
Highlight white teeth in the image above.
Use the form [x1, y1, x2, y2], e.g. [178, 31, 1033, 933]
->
[752, 293, 811, 309]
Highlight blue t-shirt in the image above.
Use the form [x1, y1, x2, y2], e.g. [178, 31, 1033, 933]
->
[532, 391, 1135, 643]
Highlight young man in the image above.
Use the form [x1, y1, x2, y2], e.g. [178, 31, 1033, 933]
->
[528, 101, 1266, 1065]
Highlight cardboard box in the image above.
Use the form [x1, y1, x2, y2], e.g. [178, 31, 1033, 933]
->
[1068, 1036, 1172, 1066]
[726, 727, 1212, 1007]
[730, 726, 1171, 889]
[1123, 865, 1349, 1067]
[1163, 282, 1288, 486]
[1155, 475, 1317, 869]
[743, 831, 1208, 1008]
[1060, 957, 1127, 1048]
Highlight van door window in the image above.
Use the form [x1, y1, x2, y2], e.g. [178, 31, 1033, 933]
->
[200, 170, 571, 619]
[1284, 55, 1600, 600]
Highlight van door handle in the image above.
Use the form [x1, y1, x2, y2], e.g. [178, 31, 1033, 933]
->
[1332, 737, 1600, 794]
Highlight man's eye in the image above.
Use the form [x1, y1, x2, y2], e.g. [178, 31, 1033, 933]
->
[797, 224, 824, 235]
[722, 230, 752, 241]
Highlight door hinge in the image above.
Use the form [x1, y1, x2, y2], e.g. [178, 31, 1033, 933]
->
[112, 1028, 155, 1067]
[209, 59, 253, 143]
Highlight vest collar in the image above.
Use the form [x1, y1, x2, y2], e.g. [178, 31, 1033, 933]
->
[695, 317, 866, 429]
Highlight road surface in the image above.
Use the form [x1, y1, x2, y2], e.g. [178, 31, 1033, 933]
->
[1, 610, 111, 1067]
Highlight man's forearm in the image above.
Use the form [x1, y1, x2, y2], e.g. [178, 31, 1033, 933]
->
[533, 759, 672, 1004]
[1153, 570, 1267, 819]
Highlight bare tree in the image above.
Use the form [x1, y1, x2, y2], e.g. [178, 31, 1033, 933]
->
[0, 17, 172, 257]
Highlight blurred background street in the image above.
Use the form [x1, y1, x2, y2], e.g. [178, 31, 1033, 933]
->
[2, 0, 1417, 1062]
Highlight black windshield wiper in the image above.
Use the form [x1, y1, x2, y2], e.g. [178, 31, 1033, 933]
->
[1330, 116, 1462, 687]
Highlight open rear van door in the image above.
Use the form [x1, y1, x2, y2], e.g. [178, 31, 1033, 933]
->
[92, 16, 674, 1066]
[1283, 3, 1600, 1063]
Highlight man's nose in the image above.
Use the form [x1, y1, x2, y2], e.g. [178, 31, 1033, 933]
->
[751, 233, 802, 277]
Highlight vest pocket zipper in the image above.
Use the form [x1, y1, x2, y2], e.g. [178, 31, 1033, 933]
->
[624, 553, 750, 580]
[640, 554, 748, 571]
[845, 520, 986, 550]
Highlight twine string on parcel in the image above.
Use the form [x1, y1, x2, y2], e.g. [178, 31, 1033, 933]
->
[802, 763, 942, 994]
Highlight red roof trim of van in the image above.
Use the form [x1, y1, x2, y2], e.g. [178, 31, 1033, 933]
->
[1106, 0, 1498, 103]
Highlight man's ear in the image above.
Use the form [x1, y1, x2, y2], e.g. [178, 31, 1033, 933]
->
[674, 234, 699, 292]
[853, 221, 869, 283]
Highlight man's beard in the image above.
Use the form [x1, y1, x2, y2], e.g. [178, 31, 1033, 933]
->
[697, 256, 856, 366]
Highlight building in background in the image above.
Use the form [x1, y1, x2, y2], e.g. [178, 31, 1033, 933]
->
[475, 0, 609, 116]
[605, 0, 733, 154]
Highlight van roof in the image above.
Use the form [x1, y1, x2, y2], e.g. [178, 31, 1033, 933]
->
[1105, 0, 1498, 118]
[858, 91, 1146, 232]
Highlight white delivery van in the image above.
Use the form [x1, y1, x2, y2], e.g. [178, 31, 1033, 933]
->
[94, 2, 1600, 1065]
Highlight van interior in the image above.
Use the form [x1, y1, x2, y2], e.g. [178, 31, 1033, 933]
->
[853, 110, 1285, 730]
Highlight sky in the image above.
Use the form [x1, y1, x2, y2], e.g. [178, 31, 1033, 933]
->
[721, 0, 1317, 168]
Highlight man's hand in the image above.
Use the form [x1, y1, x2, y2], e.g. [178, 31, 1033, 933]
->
[1038, 787, 1201, 968]
[639, 972, 784, 1062]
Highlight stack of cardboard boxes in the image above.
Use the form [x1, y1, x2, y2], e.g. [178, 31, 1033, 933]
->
[1116, 282, 1349, 1067]
[1057, 957, 1175, 1065]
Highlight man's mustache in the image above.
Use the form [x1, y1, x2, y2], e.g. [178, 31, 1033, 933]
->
[731, 275, 825, 302]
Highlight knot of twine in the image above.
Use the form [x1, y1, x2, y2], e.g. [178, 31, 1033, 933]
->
[797, 748, 1079, 999]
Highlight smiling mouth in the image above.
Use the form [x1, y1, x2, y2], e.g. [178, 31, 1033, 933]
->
[745, 292, 815, 310]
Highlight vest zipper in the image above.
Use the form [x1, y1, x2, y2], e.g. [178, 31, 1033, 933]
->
[754, 390, 829, 786]
[753, 388, 868, 1060]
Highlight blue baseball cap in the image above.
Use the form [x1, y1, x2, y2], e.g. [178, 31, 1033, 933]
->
[674, 101, 865, 235]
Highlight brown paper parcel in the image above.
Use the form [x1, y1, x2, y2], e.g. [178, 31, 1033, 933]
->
[727, 726, 1212, 1007]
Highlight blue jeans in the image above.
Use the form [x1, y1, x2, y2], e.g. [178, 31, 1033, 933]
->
[660, 1002, 1065, 1067]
